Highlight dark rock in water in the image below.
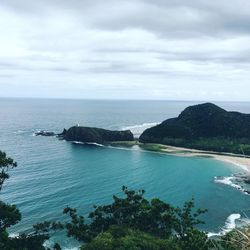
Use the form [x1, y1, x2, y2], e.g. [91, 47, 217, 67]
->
[240, 175, 250, 184]
[244, 189, 250, 195]
[61, 126, 134, 144]
[35, 131, 55, 136]
[245, 178, 250, 184]
[57, 128, 67, 138]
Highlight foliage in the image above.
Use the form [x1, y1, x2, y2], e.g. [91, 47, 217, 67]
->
[220, 227, 250, 250]
[0, 151, 22, 249]
[140, 137, 250, 155]
[0, 151, 17, 191]
[81, 226, 181, 250]
[139, 143, 167, 152]
[3, 233, 49, 250]
[0, 150, 51, 250]
[139, 103, 250, 155]
[63, 126, 134, 144]
[46, 186, 209, 249]
[0, 201, 21, 233]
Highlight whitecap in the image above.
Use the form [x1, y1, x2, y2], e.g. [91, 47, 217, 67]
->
[207, 213, 241, 237]
[72, 141, 84, 145]
[72, 141, 104, 147]
[13, 130, 26, 134]
[9, 233, 19, 238]
[121, 122, 160, 137]
[214, 176, 250, 195]
[44, 239, 80, 250]
[224, 214, 241, 233]
[85, 142, 104, 147]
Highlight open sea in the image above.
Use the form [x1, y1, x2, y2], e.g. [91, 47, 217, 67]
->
[0, 98, 250, 249]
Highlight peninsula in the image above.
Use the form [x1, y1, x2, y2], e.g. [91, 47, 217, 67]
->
[59, 126, 134, 144]
[139, 103, 250, 156]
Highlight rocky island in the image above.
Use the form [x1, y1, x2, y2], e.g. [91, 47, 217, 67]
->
[59, 126, 134, 144]
[35, 131, 55, 136]
[139, 103, 250, 155]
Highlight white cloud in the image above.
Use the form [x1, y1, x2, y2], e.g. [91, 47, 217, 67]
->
[0, 0, 250, 100]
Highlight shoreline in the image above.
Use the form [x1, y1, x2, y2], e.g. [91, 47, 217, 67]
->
[159, 144, 250, 173]
[109, 141, 250, 173]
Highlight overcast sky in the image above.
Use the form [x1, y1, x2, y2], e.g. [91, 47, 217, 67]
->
[1, 0, 250, 100]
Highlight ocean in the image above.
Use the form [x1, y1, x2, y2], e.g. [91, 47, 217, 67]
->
[0, 98, 249, 249]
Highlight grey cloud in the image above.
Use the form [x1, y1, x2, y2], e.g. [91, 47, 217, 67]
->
[0, 61, 19, 68]
[87, 61, 208, 78]
[158, 51, 250, 65]
[2, 0, 250, 38]
[95, 46, 250, 67]
[0, 58, 70, 73]
[1, 0, 250, 100]
[0, 74, 15, 78]
[85, 0, 250, 38]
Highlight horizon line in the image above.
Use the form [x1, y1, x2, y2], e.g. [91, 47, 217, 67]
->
[0, 96, 250, 103]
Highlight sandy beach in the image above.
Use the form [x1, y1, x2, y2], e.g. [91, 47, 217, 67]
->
[160, 145, 250, 172]
[110, 141, 250, 173]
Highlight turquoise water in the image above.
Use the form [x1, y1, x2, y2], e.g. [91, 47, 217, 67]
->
[0, 98, 249, 249]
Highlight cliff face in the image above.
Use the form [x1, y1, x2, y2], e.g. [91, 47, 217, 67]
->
[139, 103, 250, 144]
[62, 126, 134, 143]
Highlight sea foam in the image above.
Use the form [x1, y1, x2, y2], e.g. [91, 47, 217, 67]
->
[72, 141, 104, 147]
[43, 239, 79, 250]
[214, 176, 250, 195]
[207, 213, 241, 237]
[121, 122, 160, 137]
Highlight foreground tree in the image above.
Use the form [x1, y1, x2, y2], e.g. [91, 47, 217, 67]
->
[81, 226, 181, 250]
[42, 186, 210, 250]
[0, 151, 21, 248]
[0, 151, 52, 250]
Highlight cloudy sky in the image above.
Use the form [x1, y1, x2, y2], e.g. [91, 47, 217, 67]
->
[1, 0, 250, 100]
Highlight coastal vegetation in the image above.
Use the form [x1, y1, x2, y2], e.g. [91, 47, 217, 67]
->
[108, 141, 138, 147]
[1, 151, 249, 249]
[139, 103, 250, 155]
[140, 137, 250, 155]
[222, 226, 250, 250]
[59, 126, 134, 144]
[35, 186, 212, 250]
[0, 151, 49, 249]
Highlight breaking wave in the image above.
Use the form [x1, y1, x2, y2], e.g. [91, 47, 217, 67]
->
[214, 176, 250, 195]
[72, 141, 104, 147]
[207, 213, 241, 237]
[121, 122, 160, 138]
[43, 239, 79, 250]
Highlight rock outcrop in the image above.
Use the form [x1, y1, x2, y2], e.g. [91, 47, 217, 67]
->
[60, 126, 134, 144]
[35, 131, 55, 136]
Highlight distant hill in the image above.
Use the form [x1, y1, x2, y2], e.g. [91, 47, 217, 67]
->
[60, 126, 134, 144]
[139, 103, 250, 154]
